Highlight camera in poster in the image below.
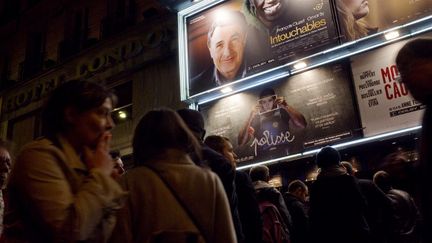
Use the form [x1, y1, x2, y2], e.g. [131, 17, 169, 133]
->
[335, 0, 432, 42]
[350, 35, 430, 136]
[186, 0, 338, 96]
[200, 62, 361, 165]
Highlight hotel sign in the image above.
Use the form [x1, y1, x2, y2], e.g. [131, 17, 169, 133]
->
[1, 24, 174, 115]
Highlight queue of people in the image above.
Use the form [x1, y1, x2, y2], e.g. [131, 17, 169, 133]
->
[0, 37, 430, 243]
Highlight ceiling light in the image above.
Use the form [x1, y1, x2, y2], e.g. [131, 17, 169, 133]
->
[384, 31, 400, 40]
[293, 61, 307, 70]
[118, 111, 127, 119]
[221, 87, 233, 93]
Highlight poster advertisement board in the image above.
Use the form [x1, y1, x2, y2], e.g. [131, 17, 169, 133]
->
[200, 62, 360, 165]
[334, 0, 432, 42]
[350, 35, 430, 137]
[186, 0, 338, 97]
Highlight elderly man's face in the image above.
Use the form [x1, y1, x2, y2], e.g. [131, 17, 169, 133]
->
[209, 24, 246, 81]
[398, 59, 432, 103]
[252, 0, 285, 27]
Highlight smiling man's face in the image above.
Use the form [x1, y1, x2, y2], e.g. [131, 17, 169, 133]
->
[252, 0, 285, 28]
[208, 24, 246, 81]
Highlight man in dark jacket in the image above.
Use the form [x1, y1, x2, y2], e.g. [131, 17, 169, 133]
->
[177, 108, 244, 242]
[396, 38, 432, 243]
[284, 180, 310, 243]
[309, 146, 370, 243]
[341, 161, 392, 243]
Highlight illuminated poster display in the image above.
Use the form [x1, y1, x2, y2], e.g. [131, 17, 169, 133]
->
[186, 0, 338, 97]
[335, 0, 432, 42]
[200, 62, 360, 165]
[351, 37, 428, 137]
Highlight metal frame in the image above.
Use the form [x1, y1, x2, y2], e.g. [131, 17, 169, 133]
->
[178, 1, 432, 104]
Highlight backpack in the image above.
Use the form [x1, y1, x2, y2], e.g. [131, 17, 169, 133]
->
[386, 189, 420, 242]
[259, 201, 290, 243]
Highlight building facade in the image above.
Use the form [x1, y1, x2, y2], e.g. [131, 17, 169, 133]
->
[0, 0, 184, 157]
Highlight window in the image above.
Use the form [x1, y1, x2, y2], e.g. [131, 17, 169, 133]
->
[22, 32, 45, 79]
[111, 81, 132, 125]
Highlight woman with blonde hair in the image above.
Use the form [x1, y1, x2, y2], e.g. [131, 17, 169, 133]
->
[336, 0, 377, 41]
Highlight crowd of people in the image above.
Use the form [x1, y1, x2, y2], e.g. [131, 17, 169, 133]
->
[0, 38, 430, 243]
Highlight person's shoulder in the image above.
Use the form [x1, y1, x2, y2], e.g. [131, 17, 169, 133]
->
[314, 174, 355, 188]
[12, 138, 66, 180]
[283, 193, 299, 204]
[338, 174, 359, 186]
[17, 137, 59, 158]
[358, 178, 372, 184]
[235, 170, 254, 185]
[200, 145, 235, 176]
[338, 173, 355, 180]
[202, 145, 232, 166]
[21, 137, 52, 148]
[190, 164, 224, 187]
[357, 178, 376, 189]
[235, 170, 249, 179]
[388, 188, 411, 199]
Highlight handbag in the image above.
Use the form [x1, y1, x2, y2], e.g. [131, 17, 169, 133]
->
[143, 165, 209, 243]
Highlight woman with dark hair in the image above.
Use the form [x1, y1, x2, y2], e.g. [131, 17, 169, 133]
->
[110, 109, 236, 243]
[336, 0, 377, 41]
[204, 135, 263, 243]
[2, 80, 126, 242]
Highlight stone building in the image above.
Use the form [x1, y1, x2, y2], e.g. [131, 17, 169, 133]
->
[0, 0, 185, 161]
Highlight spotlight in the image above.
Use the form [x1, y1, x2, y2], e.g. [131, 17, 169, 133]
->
[221, 87, 233, 93]
[293, 61, 307, 70]
[384, 31, 400, 40]
[118, 111, 127, 119]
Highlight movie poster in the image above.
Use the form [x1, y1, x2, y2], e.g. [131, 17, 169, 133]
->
[335, 0, 432, 42]
[186, 0, 338, 97]
[350, 35, 430, 136]
[200, 62, 360, 165]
